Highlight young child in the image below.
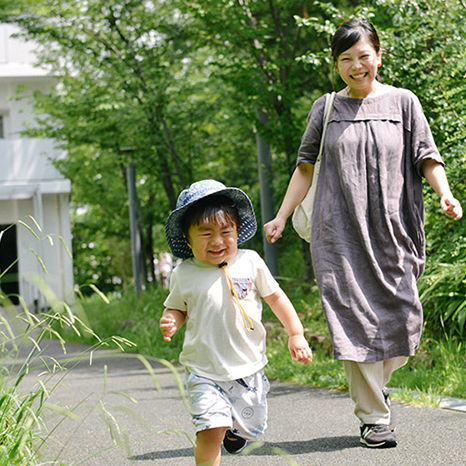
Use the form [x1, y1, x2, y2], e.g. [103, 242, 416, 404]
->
[160, 179, 313, 466]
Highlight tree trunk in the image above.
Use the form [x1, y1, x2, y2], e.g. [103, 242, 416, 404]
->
[302, 239, 315, 285]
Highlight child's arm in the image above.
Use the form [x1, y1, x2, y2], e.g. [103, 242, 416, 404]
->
[160, 308, 187, 342]
[264, 288, 313, 365]
[422, 159, 463, 220]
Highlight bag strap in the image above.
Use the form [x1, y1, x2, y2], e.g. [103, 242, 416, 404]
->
[316, 91, 336, 163]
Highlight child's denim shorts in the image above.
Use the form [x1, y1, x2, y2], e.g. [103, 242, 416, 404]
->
[186, 369, 270, 440]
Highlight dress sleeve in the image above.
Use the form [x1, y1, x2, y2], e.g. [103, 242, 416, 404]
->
[296, 94, 327, 166]
[409, 92, 444, 176]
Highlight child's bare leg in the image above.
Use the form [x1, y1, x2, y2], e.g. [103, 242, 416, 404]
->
[195, 427, 228, 466]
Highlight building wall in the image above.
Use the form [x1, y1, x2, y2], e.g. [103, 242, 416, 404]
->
[1, 139, 66, 182]
[0, 24, 38, 64]
[0, 24, 74, 309]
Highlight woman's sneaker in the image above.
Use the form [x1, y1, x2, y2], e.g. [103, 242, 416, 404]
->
[223, 429, 248, 454]
[360, 424, 397, 448]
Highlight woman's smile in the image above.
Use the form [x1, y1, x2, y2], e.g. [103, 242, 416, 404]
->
[336, 35, 382, 98]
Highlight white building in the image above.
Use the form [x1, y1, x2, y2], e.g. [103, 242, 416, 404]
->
[0, 24, 73, 310]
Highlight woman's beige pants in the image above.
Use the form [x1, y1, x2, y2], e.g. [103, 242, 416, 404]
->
[343, 356, 408, 425]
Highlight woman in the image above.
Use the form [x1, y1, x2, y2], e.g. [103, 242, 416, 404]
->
[264, 18, 462, 449]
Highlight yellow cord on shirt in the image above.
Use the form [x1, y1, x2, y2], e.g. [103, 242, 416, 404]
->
[219, 262, 254, 332]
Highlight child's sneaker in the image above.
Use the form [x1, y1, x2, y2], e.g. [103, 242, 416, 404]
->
[383, 387, 396, 431]
[360, 424, 397, 448]
[223, 429, 247, 454]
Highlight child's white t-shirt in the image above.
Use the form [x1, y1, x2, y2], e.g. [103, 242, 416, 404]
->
[164, 249, 280, 381]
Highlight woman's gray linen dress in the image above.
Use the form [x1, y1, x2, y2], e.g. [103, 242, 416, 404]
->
[297, 88, 443, 362]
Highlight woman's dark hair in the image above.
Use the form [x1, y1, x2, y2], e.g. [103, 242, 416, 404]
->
[182, 195, 241, 237]
[331, 18, 381, 63]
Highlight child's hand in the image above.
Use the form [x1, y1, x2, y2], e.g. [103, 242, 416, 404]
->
[288, 335, 313, 366]
[441, 195, 463, 220]
[160, 315, 178, 342]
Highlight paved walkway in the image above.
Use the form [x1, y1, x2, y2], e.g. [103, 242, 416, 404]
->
[14, 339, 466, 465]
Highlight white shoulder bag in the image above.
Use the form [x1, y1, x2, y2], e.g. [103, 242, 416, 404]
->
[291, 91, 336, 242]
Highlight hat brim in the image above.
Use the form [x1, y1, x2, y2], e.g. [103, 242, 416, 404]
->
[165, 187, 257, 260]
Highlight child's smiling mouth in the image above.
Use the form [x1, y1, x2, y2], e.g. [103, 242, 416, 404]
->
[209, 249, 225, 255]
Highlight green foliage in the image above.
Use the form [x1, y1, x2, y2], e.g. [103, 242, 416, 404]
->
[3, 0, 282, 292]
[183, 0, 332, 163]
[3, 0, 250, 289]
[369, 0, 466, 335]
[418, 260, 466, 336]
[71, 208, 134, 295]
[0, 373, 39, 465]
[1, 0, 356, 292]
[297, 0, 466, 334]
[372, 0, 466, 190]
[390, 331, 466, 400]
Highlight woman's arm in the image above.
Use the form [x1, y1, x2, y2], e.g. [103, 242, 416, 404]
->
[422, 159, 463, 220]
[263, 163, 314, 243]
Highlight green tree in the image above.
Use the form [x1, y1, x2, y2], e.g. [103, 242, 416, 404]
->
[298, 0, 466, 334]
[179, 0, 362, 280]
[2, 0, 259, 289]
[2, 0, 347, 288]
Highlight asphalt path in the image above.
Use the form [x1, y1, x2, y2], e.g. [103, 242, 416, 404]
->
[15, 339, 466, 466]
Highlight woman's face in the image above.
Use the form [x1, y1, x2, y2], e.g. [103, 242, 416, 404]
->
[336, 35, 382, 98]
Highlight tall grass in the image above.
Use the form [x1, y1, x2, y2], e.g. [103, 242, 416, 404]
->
[1, 300, 76, 464]
[0, 218, 141, 464]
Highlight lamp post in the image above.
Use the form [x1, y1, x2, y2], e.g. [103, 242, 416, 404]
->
[255, 107, 279, 277]
[123, 149, 144, 296]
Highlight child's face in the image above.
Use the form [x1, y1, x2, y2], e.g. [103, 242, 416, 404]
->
[187, 219, 238, 266]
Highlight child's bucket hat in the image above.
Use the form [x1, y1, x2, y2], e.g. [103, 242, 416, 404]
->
[165, 179, 257, 260]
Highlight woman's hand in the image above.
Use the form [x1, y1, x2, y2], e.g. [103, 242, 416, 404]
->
[264, 217, 286, 244]
[422, 160, 463, 221]
[263, 163, 314, 244]
[441, 195, 463, 220]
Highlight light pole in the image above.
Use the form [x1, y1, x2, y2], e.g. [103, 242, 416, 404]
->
[123, 149, 144, 296]
[255, 107, 279, 277]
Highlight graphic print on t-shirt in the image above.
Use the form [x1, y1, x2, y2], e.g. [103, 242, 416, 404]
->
[231, 278, 252, 299]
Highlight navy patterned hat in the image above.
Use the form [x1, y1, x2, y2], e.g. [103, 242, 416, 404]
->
[165, 179, 257, 260]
